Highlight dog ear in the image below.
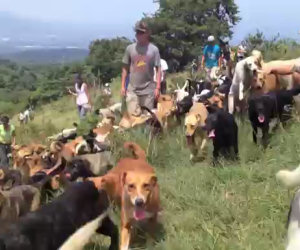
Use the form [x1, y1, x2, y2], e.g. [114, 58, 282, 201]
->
[0, 169, 5, 180]
[196, 114, 202, 122]
[206, 105, 218, 114]
[0, 192, 5, 206]
[2, 179, 13, 191]
[122, 172, 127, 187]
[150, 176, 157, 187]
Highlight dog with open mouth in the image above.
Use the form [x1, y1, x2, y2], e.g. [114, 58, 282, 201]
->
[89, 142, 161, 250]
[248, 87, 300, 147]
[204, 105, 238, 162]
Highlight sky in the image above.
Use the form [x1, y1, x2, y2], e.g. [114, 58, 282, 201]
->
[0, 0, 299, 45]
[0, 0, 158, 26]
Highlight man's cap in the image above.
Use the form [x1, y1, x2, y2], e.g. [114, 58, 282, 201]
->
[134, 21, 149, 33]
[207, 35, 215, 42]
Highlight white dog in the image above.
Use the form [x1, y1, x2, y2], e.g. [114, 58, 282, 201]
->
[228, 50, 263, 114]
[276, 164, 300, 250]
[276, 164, 300, 188]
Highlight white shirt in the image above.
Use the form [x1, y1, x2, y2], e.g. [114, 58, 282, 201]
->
[237, 45, 246, 57]
[75, 83, 89, 106]
[154, 59, 168, 82]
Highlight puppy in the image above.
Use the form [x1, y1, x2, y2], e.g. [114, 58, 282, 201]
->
[0, 185, 40, 222]
[89, 142, 161, 250]
[204, 106, 238, 161]
[184, 103, 208, 161]
[0, 181, 118, 250]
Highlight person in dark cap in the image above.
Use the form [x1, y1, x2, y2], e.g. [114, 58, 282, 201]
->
[0, 115, 15, 168]
[121, 20, 161, 116]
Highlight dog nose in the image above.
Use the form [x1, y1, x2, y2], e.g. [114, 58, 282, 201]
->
[135, 198, 144, 207]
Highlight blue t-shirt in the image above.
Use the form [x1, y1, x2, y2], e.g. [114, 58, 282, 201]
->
[203, 44, 221, 68]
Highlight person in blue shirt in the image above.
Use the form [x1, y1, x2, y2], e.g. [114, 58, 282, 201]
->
[200, 35, 222, 81]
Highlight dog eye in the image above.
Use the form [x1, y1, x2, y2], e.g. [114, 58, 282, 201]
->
[143, 183, 150, 189]
[128, 184, 135, 190]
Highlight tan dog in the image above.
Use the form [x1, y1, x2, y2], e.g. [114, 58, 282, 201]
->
[89, 142, 161, 250]
[92, 124, 114, 144]
[13, 144, 46, 168]
[255, 70, 281, 93]
[185, 103, 208, 161]
[119, 112, 150, 129]
[155, 94, 176, 129]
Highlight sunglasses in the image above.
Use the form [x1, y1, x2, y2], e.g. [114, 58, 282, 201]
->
[136, 30, 146, 35]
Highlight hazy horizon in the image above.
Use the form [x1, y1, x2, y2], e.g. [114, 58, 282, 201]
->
[0, 0, 299, 52]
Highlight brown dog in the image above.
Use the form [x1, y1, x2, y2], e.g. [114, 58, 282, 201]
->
[185, 103, 208, 161]
[155, 94, 176, 129]
[0, 185, 40, 222]
[89, 142, 161, 250]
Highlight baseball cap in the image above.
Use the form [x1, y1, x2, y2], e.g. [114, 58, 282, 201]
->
[134, 21, 149, 33]
[208, 35, 215, 42]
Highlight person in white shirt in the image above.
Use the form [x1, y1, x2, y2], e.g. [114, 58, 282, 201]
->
[237, 44, 247, 62]
[154, 59, 168, 94]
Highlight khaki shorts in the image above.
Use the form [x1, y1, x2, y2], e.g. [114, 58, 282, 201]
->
[205, 66, 220, 81]
[126, 91, 155, 116]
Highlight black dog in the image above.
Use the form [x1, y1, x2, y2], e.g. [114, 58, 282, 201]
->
[64, 159, 96, 181]
[248, 87, 300, 146]
[175, 95, 193, 122]
[0, 181, 118, 250]
[204, 106, 238, 161]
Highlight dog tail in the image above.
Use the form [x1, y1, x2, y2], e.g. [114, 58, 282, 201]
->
[124, 142, 146, 160]
[276, 164, 300, 188]
[59, 211, 109, 250]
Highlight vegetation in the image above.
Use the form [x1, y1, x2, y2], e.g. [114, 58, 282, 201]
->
[13, 82, 300, 250]
[145, 0, 239, 71]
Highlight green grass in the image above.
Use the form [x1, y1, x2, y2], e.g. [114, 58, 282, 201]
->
[10, 77, 300, 250]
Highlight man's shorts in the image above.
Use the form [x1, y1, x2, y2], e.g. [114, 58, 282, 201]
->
[205, 66, 220, 81]
[126, 91, 155, 116]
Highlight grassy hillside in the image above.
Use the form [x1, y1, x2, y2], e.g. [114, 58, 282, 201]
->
[11, 74, 300, 250]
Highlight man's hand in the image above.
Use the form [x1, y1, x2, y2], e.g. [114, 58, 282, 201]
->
[121, 87, 127, 97]
[155, 88, 160, 99]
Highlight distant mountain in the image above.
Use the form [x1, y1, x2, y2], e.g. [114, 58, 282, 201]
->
[0, 11, 133, 55]
[1, 48, 89, 64]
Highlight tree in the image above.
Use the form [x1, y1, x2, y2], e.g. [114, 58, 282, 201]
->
[144, 0, 240, 70]
[86, 37, 131, 83]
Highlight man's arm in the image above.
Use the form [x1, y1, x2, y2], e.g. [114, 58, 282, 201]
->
[121, 46, 130, 96]
[11, 130, 16, 146]
[218, 57, 222, 68]
[155, 66, 161, 90]
[121, 65, 129, 96]
[200, 56, 205, 71]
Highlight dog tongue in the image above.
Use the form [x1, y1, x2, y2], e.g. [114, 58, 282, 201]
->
[65, 173, 71, 178]
[208, 129, 215, 138]
[134, 209, 146, 221]
[258, 115, 265, 123]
